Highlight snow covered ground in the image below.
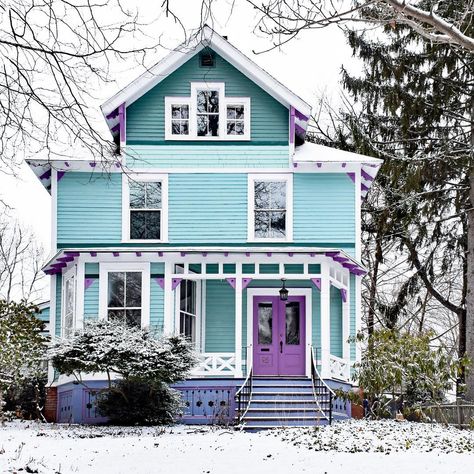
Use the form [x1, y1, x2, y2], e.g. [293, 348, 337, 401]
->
[1, 420, 474, 473]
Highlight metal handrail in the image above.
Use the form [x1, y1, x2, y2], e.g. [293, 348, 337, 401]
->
[310, 346, 335, 424]
[235, 344, 253, 424]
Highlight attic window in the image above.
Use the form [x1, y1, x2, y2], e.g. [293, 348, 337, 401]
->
[200, 51, 215, 67]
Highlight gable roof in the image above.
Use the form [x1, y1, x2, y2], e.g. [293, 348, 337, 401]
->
[101, 26, 312, 140]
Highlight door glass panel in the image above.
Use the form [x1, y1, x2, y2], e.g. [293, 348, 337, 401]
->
[285, 302, 300, 345]
[258, 302, 273, 345]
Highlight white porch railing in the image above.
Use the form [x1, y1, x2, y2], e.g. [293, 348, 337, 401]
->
[328, 354, 351, 382]
[191, 352, 237, 377]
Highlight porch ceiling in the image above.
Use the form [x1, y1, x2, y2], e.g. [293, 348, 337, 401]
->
[42, 247, 366, 277]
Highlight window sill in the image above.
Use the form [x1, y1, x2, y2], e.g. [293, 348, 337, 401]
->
[164, 134, 251, 141]
[247, 238, 294, 244]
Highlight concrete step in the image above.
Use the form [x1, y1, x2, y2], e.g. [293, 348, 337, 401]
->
[245, 408, 325, 417]
[242, 416, 327, 428]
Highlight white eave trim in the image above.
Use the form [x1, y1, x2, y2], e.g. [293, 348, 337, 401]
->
[100, 26, 311, 120]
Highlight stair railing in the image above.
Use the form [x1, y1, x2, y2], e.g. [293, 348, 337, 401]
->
[311, 346, 335, 424]
[235, 344, 253, 425]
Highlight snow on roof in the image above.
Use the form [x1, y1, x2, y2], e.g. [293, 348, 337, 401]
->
[294, 142, 383, 200]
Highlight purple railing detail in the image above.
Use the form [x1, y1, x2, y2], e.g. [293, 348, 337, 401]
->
[155, 278, 165, 289]
[347, 172, 355, 183]
[340, 288, 347, 303]
[311, 278, 322, 291]
[226, 278, 236, 289]
[171, 278, 182, 290]
[84, 278, 96, 290]
[242, 278, 252, 289]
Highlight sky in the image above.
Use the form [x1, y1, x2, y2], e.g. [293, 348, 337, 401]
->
[0, 0, 361, 261]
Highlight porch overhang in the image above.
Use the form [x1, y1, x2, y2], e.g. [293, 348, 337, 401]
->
[42, 246, 367, 277]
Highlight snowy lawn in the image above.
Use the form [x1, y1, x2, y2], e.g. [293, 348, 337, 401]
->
[1, 420, 474, 473]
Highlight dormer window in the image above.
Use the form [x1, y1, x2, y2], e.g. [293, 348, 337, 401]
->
[165, 82, 250, 140]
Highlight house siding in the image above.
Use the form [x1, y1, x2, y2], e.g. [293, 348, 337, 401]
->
[57, 172, 122, 245]
[294, 173, 355, 244]
[84, 263, 99, 321]
[126, 145, 289, 169]
[150, 262, 165, 334]
[330, 285, 343, 358]
[126, 49, 289, 145]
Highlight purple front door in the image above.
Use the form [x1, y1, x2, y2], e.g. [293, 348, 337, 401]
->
[253, 295, 306, 376]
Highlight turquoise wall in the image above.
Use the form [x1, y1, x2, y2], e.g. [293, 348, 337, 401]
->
[150, 262, 165, 334]
[57, 172, 122, 245]
[126, 49, 288, 145]
[169, 173, 247, 243]
[294, 173, 355, 244]
[330, 285, 343, 358]
[205, 280, 235, 352]
[84, 263, 99, 321]
[126, 145, 289, 169]
[37, 306, 50, 325]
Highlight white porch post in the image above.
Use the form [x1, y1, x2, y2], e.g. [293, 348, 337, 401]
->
[320, 261, 331, 379]
[163, 261, 174, 334]
[234, 275, 243, 378]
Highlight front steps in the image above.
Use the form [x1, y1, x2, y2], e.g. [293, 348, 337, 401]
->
[236, 377, 331, 430]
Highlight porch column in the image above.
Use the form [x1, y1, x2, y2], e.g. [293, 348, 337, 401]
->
[320, 262, 331, 379]
[234, 276, 243, 378]
[163, 261, 174, 334]
[343, 283, 351, 381]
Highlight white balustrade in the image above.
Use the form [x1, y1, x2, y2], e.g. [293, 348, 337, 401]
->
[191, 352, 237, 376]
[328, 354, 350, 382]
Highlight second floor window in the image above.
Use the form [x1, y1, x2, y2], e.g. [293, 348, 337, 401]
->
[197, 90, 219, 136]
[171, 104, 189, 135]
[129, 181, 162, 240]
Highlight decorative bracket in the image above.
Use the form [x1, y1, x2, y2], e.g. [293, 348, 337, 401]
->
[171, 278, 182, 290]
[311, 278, 322, 291]
[154, 277, 165, 289]
[340, 288, 347, 303]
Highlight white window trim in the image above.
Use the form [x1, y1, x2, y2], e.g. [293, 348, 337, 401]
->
[122, 173, 168, 243]
[98, 262, 151, 328]
[61, 265, 77, 338]
[174, 279, 202, 351]
[247, 173, 293, 243]
[164, 82, 251, 141]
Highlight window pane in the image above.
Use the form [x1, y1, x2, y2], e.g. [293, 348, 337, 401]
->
[126, 309, 141, 327]
[227, 106, 236, 119]
[108, 272, 124, 307]
[130, 210, 161, 240]
[254, 182, 270, 209]
[208, 115, 219, 136]
[235, 121, 244, 135]
[145, 182, 162, 208]
[108, 309, 125, 322]
[235, 106, 244, 119]
[126, 272, 142, 307]
[258, 303, 273, 345]
[286, 302, 300, 345]
[129, 182, 146, 209]
[197, 115, 207, 136]
[270, 182, 286, 209]
[180, 105, 189, 119]
[197, 90, 219, 113]
[227, 121, 236, 135]
[269, 211, 286, 237]
[172, 105, 181, 119]
[255, 210, 270, 238]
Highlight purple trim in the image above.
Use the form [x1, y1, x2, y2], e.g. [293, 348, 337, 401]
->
[224, 252, 229, 257]
[84, 278, 96, 290]
[90, 252, 97, 257]
[226, 278, 236, 289]
[317, 163, 322, 168]
[333, 256, 349, 263]
[58, 256, 74, 263]
[64, 162, 70, 167]
[290, 106, 295, 145]
[361, 183, 369, 192]
[113, 252, 119, 257]
[311, 278, 322, 291]
[309, 253, 315, 257]
[361, 169, 374, 181]
[294, 109, 309, 121]
[111, 123, 120, 134]
[340, 288, 347, 303]
[180, 252, 186, 257]
[115, 161, 121, 168]
[39, 169, 51, 181]
[155, 277, 165, 289]
[295, 122, 306, 136]
[57, 171, 66, 181]
[135, 252, 142, 257]
[89, 162, 96, 168]
[65, 252, 80, 257]
[171, 278, 182, 290]
[325, 252, 339, 257]
[158, 252, 164, 257]
[288, 252, 293, 257]
[242, 278, 252, 289]
[341, 162, 346, 168]
[347, 172, 355, 183]
[266, 252, 272, 257]
[52, 262, 67, 269]
[245, 252, 250, 257]
[293, 162, 298, 168]
[106, 108, 119, 120]
[343, 263, 357, 271]
[119, 103, 126, 143]
[202, 252, 208, 257]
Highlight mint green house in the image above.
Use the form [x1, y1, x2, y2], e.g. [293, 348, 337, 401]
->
[28, 27, 381, 428]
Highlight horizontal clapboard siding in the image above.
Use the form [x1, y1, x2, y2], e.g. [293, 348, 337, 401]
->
[84, 264, 99, 321]
[205, 280, 235, 352]
[126, 145, 289, 169]
[293, 173, 355, 244]
[126, 49, 288, 145]
[169, 173, 247, 243]
[57, 172, 122, 244]
[150, 263, 164, 334]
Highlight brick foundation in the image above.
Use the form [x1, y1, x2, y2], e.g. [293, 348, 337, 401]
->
[44, 387, 58, 422]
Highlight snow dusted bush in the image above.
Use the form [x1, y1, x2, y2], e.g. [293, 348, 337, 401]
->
[0, 300, 47, 422]
[49, 320, 197, 425]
